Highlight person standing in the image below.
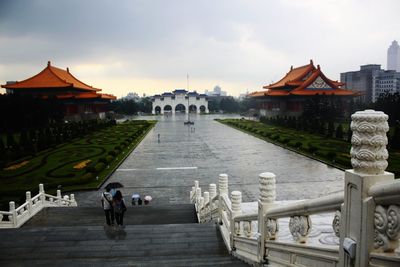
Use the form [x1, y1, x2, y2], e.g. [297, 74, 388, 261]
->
[113, 190, 127, 226]
[101, 188, 114, 226]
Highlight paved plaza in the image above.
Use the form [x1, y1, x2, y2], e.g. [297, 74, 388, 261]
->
[74, 114, 344, 206]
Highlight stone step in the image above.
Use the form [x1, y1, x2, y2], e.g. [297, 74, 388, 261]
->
[0, 223, 248, 266]
[23, 204, 198, 227]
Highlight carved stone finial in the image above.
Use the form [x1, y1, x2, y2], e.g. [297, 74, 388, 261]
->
[209, 184, 216, 199]
[219, 174, 228, 196]
[374, 205, 400, 252]
[259, 172, 276, 204]
[266, 218, 278, 240]
[231, 191, 242, 215]
[350, 109, 389, 175]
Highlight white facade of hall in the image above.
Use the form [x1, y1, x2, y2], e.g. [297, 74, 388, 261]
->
[152, 89, 209, 114]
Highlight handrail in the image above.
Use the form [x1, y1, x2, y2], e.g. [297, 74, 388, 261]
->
[0, 184, 77, 229]
[369, 179, 400, 205]
[234, 212, 258, 223]
[265, 192, 343, 218]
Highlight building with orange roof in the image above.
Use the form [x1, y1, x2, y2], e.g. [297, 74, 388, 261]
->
[2, 61, 116, 121]
[249, 60, 358, 117]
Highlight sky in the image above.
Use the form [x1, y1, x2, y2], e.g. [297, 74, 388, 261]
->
[0, 0, 399, 98]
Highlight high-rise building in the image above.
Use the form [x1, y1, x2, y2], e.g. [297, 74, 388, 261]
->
[387, 40, 400, 71]
[340, 64, 382, 103]
[372, 69, 400, 102]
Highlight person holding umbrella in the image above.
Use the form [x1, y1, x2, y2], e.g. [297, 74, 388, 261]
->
[113, 190, 127, 226]
[101, 188, 114, 226]
[131, 193, 140, 206]
[144, 195, 152, 205]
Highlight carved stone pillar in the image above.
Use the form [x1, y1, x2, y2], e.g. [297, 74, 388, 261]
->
[26, 191, 32, 215]
[204, 191, 210, 206]
[218, 174, 228, 225]
[339, 110, 394, 267]
[9, 201, 17, 227]
[258, 172, 276, 263]
[231, 191, 242, 248]
[39, 184, 45, 205]
[219, 174, 228, 196]
[209, 183, 216, 199]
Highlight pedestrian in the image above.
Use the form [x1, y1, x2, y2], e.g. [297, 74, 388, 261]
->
[101, 188, 114, 226]
[113, 190, 127, 226]
[131, 193, 140, 206]
[158, 133, 160, 142]
[138, 197, 143, 205]
[144, 195, 152, 205]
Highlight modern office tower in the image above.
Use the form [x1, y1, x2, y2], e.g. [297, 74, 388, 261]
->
[340, 64, 382, 104]
[372, 69, 400, 102]
[387, 40, 400, 71]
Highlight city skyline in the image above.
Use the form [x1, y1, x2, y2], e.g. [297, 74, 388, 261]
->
[1, 0, 399, 98]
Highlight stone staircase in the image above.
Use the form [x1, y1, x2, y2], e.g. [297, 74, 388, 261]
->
[0, 205, 248, 266]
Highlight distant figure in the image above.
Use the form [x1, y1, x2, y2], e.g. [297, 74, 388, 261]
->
[101, 188, 114, 226]
[158, 133, 160, 142]
[144, 195, 152, 205]
[113, 190, 127, 226]
[138, 198, 143, 205]
[131, 193, 140, 206]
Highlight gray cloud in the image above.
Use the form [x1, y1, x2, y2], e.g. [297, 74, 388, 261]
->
[1, 0, 399, 97]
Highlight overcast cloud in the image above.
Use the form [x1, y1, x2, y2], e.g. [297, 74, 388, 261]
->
[0, 0, 399, 97]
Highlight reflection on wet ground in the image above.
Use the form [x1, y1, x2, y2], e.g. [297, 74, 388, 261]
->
[74, 114, 344, 206]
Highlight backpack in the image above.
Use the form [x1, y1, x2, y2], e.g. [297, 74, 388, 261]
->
[114, 199, 126, 213]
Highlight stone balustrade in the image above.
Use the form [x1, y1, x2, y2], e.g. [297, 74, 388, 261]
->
[190, 110, 400, 267]
[0, 184, 78, 229]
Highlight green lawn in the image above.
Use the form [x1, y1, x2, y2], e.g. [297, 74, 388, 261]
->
[0, 120, 155, 209]
[217, 118, 400, 177]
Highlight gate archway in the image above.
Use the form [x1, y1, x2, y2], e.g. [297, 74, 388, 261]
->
[189, 104, 197, 113]
[155, 106, 161, 114]
[175, 104, 186, 113]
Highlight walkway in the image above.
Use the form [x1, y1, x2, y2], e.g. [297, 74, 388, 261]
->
[74, 114, 344, 206]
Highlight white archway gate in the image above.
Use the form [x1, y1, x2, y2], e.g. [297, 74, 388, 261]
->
[152, 90, 209, 114]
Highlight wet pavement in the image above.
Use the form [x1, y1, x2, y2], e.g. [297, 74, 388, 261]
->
[73, 114, 344, 206]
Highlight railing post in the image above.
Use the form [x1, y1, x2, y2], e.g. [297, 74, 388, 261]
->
[9, 201, 17, 227]
[204, 191, 209, 206]
[231, 191, 242, 249]
[339, 110, 394, 267]
[258, 172, 276, 263]
[26, 191, 32, 215]
[209, 183, 216, 199]
[56, 190, 62, 205]
[70, 194, 77, 206]
[218, 174, 228, 224]
[39, 184, 45, 206]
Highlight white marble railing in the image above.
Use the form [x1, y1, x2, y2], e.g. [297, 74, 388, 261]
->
[0, 184, 77, 229]
[190, 110, 400, 267]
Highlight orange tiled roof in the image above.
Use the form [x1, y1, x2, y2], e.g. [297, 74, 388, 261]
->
[264, 60, 315, 89]
[252, 60, 357, 98]
[2, 61, 101, 92]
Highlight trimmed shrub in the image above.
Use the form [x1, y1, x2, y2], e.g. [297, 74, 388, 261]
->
[326, 151, 337, 161]
[308, 144, 318, 154]
[106, 155, 114, 163]
[98, 157, 107, 164]
[108, 150, 116, 156]
[294, 141, 302, 149]
[281, 138, 290, 144]
[94, 162, 105, 172]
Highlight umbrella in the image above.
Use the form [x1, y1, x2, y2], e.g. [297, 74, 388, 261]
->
[144, 195, 152, 201]
[105, 182, 124, 191]
[131, 193, 140, 199]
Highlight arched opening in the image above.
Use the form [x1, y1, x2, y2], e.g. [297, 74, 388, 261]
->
[199, 105, 206, 113]
[155, 106, 161, 114]
[175, 104, 186, 113]
[189, 104, 197, 113]
[164, 105, 172, 113]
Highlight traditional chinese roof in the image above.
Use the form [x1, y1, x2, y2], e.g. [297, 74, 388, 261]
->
[2, 61, 101, 92]
[250, 60, 355, 97]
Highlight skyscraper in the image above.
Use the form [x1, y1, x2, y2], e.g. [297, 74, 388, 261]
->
[387, 40, 400, 71]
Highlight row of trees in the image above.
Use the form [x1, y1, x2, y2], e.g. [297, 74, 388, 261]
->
[109, 97, 152, 115]
[0, 120, 117, 166]
[260, 116, 351, 141]
[0, 94, 65, 133]
[208, 96, 256, 113]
